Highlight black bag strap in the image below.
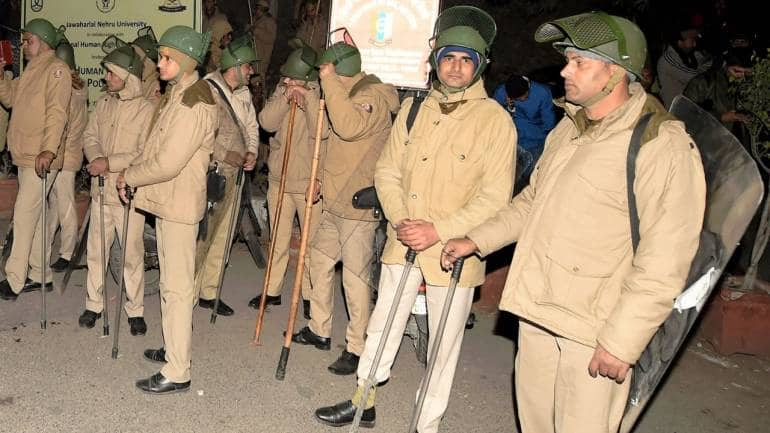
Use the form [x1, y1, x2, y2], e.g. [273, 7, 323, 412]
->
[206, 78, 249, 146]
[406, 93, 425, 134]
[627, 112, 654, 253]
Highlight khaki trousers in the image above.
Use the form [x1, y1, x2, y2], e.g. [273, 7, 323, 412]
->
[47, 169, 78, 260]
[308, 211, 376, 355]
[156, 218, 197, 383]
[265, 185, 321, 298]
[515, 320, 631, 433]
[4, 167, 58, 293]
[356, 263, 473, 433]
[84, 200, 145, 317]
[195, 167, 242, 301]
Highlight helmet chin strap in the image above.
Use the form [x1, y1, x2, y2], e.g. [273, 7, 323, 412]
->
[582, 67, 625, 107]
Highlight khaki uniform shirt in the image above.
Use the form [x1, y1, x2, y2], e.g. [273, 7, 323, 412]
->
[0, 50, 72, 169]
[203, 9, 233, 73]
[259, 80, 328, 193]
[251, 15, 277, 80]
[321, 72, 399, 221]
[376, 79, 516, 287]
[468, 83, 707, 364]
[204, 71, 259, 167]
[125, 72, 218, 224]
[83, 74, 154, 205]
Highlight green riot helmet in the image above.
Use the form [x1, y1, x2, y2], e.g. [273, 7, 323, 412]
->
[101, 44, 144, 79]
[158, 25, 211, 65]
[55, 37, 76, 71]
[429, 6, 497, 87]
[534, 11, 647, 79]
[280, 39, 318, 81]
[132, 26, 158, 63]
[22, 18, 60, 49]
[220, 35, 259, 71]
[317, 42, 361, 77]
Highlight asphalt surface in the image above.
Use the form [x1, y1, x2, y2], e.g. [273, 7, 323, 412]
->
[1, 217, 769, 433]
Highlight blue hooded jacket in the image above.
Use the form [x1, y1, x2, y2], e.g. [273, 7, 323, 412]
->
[493, 80, 556, 161]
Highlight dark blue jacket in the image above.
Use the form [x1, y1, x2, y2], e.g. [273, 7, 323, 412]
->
[493, 80, 556, 160]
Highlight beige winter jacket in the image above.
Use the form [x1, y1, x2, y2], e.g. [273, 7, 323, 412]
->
[83, 73, 154, 205]
[125, 72, 217, 224]
[203, 9, 233, 73]
[260, 80, 328, 193]
[322, 72, 400, 221]
[376, 79, 517, 287]
[467, 83, 707, 364]
[53, 83, 88, 172]
[204, 70, 259, 167]
[0, 50, 72, 169]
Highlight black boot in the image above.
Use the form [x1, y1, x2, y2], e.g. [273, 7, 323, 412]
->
[135, 372, 190, 395]
[129, 317, 147, 336]
[328, 350, 360, 375]
[143, 347, 166, 364]
[291, 326, 330, 350]
[199, 298, 234, 316]
[51, 257, 70, 272]
[315, 400, 375, 428]
[248, 293, 281, 309]
[21, 278, 53, 293]
[0, 279, 18, 301]
[78, 310, 101, 328]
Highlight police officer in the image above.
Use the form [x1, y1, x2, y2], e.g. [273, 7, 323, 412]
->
[203, 0, 233, 74]
[48, 39, 87, 273]
[443, 12, 706, 433]
[118, 26, 217, 394]
[195, 36, 260, 316]
[292, 42, 400, 376]
[0, 19, 71, 300]
[314, 8, 516, 431]
[79, 44, 154, 335]
[248, 44, 328, 316]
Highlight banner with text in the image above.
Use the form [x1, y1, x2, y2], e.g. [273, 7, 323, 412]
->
[23, 0, 201, 103]
[329, 0, 441, 90]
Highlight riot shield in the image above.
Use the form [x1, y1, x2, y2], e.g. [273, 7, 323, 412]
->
[620, 95, 764, 431]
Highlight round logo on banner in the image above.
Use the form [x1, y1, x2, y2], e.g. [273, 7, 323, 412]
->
[31, 0, 44, 13]
[96, 0, 116, 13]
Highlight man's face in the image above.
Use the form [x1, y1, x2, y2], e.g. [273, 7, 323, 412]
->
[437, 51, 475, 89]
[560, 51, 614, 106]
[22, 32, 43, 59]
[158, 50, 180, 81]
[105, 70, 125, 92]
[204, 0, 216, 17]
[727, 65, 751, 80]
[677, 29, 699, 54]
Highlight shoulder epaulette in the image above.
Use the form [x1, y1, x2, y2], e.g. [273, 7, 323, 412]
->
[182, 79, 216, 108]
[638, 94, 677, 145]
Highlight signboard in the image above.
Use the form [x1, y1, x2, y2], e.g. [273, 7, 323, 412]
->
[329, 0, 441, 90]
[23, 0, 201, 103]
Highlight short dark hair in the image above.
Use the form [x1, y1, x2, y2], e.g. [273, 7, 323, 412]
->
[504, 74, 530, 99]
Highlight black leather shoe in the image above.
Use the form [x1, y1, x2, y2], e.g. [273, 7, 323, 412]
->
[291, 326, 330, 350]
[78, 310, 102, 328]
[143, 348, 166, 364]
[51, 257, 70, 272]
[129, 317, 147, 336]
[328, 350, 360, 375]
[315, 400, 375, 428]
[248, 293, 281, 309]
[135, 372, 190, 395]
[199, 298, 234, 316]
[303, 299, 311, 320]
[21, 278, 53, 293]
[0, 279, 18, 301]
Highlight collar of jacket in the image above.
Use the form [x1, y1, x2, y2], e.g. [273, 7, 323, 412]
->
[26, 49, 56, 69]
[111, 73, 143, 101]
[557, 82, 647, 136]
[167, 70, 200, 97]
[426, 79, 488, 118]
